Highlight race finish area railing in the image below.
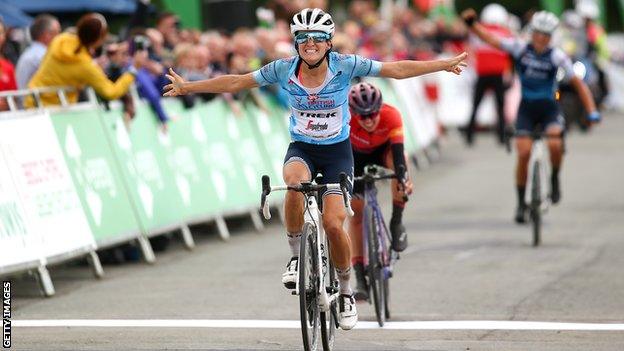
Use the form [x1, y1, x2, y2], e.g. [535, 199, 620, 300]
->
[0, 77, 441, 297]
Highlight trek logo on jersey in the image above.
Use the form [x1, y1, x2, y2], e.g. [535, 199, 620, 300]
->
[292, 106, 343, 139]
[299, 111, 337, 119]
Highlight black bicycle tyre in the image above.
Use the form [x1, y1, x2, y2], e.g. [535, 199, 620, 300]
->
[531, 161, 542, 247]
[320, 244, 337, 351]
[300, 222, 320, 351]
[366, 206, 386, 326]
[383, 270, 390, 320]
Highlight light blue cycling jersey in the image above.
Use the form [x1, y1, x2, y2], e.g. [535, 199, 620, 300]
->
[501, 38, 574, 101]
[253, 52, 382, 145]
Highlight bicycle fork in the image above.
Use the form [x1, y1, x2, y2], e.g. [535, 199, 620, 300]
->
[295, 196, 339, 312]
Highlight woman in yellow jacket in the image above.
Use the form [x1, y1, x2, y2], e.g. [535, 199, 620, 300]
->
[26, 13, 146, 107]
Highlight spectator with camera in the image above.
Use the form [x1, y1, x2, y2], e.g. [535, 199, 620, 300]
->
[130, 33, 171, 132]
[101, 41, 136, 129]
[24, 13, 147, 108]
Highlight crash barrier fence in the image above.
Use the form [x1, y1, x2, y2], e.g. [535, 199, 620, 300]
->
[0, 76, 441, 296]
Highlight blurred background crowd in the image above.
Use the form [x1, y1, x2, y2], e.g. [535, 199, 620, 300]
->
[0, 0, 621, 257]
[0, 0, 621, 130]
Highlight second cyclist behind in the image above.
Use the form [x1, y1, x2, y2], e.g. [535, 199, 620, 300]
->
[347, 82, 413, 301]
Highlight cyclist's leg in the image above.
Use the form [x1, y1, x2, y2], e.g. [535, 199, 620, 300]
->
[348, 149, 369, 266]
[465, 75, 488, 145]
[323, 194, 358, 329]
[316, 139, 357, 329]
[544, 110, 565, 204]
[283, 160, 310, 235]
[348, 149, 369, 300]
[514, 100, 535, 223]
[348, 197, 368, 301]
[323, 195, 351, 288]
[348, 199, 365, 266]
[383, 146, 409, 251]
[493, 74, 507, 144]
[281, 143, 314, 288]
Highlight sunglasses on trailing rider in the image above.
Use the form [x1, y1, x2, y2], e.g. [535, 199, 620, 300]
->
[294, 31, 331, 44]
[358, 113, 379, 120]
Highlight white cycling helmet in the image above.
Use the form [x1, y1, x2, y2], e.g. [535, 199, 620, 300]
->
[562, 9, 583, 29]
[481, 3, 508, 26]
[530, 11, 560, 34]
[290, 8, 335, 37]
[576, 0, 599, 20]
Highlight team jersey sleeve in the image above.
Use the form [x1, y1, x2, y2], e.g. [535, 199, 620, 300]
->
[551, 48, 575, 83]
[500, 38, 526, 59]
[349, 54, 382, 79]
[386, 106, 405, 144]
[253, 58, 291, 87]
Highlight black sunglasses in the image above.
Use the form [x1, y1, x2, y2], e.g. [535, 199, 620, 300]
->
[359, 113, 378, 120]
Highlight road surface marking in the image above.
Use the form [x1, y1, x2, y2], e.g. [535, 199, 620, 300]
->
[13, 320, 624, 331]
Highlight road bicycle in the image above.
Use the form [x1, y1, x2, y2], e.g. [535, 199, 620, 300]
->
[506, 130, 561, 246]
[260, 173, 353, 351]
[353, 165, 406, 326]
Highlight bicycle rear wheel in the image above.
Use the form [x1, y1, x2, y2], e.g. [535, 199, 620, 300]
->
[365, 206, 386, 327]
[320, 247, 337, 351]
[300, 222, 321, 351]
[530, 161, 542, 247]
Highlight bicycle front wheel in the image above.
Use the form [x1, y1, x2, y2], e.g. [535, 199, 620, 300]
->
[320, 246, 337, 351]
[530, 161, 542, 247]
[300, 222, 321, 351]
[365, 206, 386, 327]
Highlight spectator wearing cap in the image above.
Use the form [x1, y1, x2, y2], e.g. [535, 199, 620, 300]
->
[25, 13, 147, 108]
[0, 17, 17, 111]
[16, 14, 61, 90]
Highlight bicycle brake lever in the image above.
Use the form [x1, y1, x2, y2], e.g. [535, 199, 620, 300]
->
[339, 172, 354, 217]
[344, 195, 355, 217]
[261, 192, 271, 220]
[261, 175, 272, 219]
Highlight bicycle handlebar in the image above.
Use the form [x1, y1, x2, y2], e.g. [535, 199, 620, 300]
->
[354, 165, 409, 202]
[260, 173, 354, 220]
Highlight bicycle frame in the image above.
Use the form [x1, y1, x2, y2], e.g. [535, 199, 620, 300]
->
[296, 193, 339, 312]
[363, 183, 395, 277]
[260, 175, 353, 313]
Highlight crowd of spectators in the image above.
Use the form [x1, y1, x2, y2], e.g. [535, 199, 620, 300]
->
[0, 0, 476, 123]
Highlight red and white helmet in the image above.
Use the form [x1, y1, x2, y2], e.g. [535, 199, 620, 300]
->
[290, 8, 335, 37]
[349, 82, 383, 116]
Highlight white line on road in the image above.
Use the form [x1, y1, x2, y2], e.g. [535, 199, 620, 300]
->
[13, 320, 624, 331]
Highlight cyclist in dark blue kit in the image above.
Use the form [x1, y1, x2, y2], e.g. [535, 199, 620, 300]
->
[462, 9, 600, 223]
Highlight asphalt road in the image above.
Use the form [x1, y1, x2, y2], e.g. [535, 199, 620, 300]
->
[7, 112, 624, 350]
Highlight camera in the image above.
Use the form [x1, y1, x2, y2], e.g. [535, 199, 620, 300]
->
[133, 35, 150, 52]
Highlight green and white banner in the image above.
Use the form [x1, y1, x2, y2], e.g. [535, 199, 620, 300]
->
[0, 150, 39, 269]
[0, 111, 95, 263]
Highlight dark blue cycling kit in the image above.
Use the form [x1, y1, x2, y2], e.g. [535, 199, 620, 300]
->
[501, 38, 575, 133]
